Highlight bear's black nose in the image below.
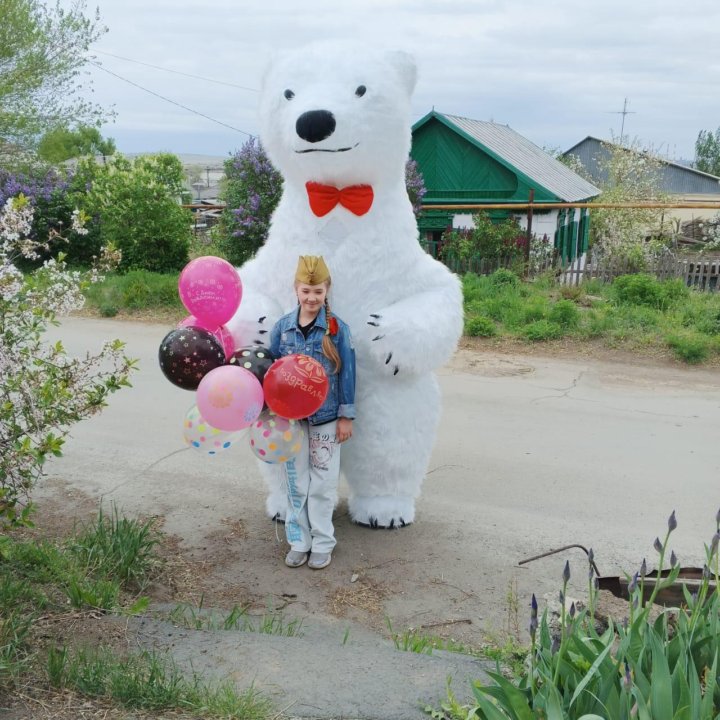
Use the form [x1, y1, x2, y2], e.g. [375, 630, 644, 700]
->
[296, 110, 336, 143]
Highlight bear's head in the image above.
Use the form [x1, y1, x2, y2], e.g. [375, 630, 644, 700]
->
[259, 41, 416, 191]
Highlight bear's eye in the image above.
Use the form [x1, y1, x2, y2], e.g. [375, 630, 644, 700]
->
[283, 89, 295, 100]
[355, 85, 367, 97]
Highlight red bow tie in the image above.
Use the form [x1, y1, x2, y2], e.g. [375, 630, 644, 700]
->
[306, 181, 374, 217]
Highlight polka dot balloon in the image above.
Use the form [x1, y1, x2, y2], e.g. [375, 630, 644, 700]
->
[183, 405, 244, 456]
[249, 409, 304, 464]
[228, 345, 276, 384]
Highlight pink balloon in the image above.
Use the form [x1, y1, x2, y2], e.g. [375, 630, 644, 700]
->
[215, 325, 235, 358]
[178, 315, 234, 358]
[196, 365, 263, 431]
[178, 256, 242, 327]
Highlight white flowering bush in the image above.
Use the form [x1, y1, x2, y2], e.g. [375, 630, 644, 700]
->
[700, 213, 720, 251]
[0, 195, 135, 526]
[586, 136, 673, 269]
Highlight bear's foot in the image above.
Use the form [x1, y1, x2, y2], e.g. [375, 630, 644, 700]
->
[349, 495, 415, 529]
[266, 492, 286, 522]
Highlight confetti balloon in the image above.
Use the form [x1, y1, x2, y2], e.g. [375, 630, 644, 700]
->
[249, 409, 304, 463]
[263, 354, 329, 420]
[158, 327, 226, 390]
[228, 345, 276, 384]
[196, 365, 264, 431]
[183, 405, 244, 455]
[178, 256, 242, 327]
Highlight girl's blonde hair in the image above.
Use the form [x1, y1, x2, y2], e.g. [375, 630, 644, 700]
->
[295, 279, 341, 374]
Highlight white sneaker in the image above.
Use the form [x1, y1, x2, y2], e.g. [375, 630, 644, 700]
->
[285, 550, 308, 568]
[308, 552, 332, 570]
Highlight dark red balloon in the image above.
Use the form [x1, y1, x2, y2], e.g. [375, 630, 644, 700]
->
[263, 354, 329, 420]
[158, 327, 225, 390]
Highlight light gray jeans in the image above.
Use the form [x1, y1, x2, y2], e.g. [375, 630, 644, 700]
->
[283, 419, 339, 554]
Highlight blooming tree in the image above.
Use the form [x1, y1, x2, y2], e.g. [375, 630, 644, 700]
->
[0, 195, 135, 526]
[581, 135, 672, 266]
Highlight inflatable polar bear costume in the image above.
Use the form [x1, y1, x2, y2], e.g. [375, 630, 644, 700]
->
[227, 42, 463, 527]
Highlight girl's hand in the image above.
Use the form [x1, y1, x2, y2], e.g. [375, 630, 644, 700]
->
[337, 417, 353, 443]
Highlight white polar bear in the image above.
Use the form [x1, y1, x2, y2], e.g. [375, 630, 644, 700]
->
[226, 41, 463, 527]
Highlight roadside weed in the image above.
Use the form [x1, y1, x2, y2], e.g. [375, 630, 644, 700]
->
[167, 601, 304, 637]
[69, 504, 159, 588]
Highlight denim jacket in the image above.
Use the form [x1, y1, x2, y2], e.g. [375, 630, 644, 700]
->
[269, 305, 356, 426]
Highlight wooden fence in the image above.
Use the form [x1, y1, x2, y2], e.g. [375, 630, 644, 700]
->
[558, 253, 720, 291]
[420, 239, 720, 292]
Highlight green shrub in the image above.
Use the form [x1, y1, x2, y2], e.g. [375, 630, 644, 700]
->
[465, 316, 497, 337]
[666, 332, 712, 364]
[660, 278, 690, 307]
[489, 268, 520, 287]
[521, 320, 564, 342]
[613, 274, 688, 310]
[548, 299, 580, 328]
[684, 306, 720, 335]
[521, 299, 549, 325]
[76, 154, 192, 273]
[613, 273, 664, 307]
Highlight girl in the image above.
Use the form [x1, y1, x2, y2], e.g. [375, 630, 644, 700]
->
[269, 256, 356, 570]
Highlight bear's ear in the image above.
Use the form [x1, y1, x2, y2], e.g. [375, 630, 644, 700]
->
[386, 50, 417, 95]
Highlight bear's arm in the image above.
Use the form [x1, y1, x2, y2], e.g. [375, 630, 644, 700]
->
[365, 274, 463, 376]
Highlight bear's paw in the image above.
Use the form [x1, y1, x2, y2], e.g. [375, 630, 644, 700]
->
[349, 494, 415, 529]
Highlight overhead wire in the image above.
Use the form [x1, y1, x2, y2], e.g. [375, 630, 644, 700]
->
[93, 49, 259, 92]
[88, 60, 255, 137]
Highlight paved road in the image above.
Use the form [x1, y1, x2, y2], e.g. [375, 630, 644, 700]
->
[38, 316, 720, 719]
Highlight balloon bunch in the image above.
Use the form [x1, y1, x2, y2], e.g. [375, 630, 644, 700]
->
[159, 256, 329, 463]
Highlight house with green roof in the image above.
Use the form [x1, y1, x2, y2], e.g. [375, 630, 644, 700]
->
[411, 110, 600, 262]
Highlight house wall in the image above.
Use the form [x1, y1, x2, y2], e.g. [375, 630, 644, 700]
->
[451, 210, 558, 238]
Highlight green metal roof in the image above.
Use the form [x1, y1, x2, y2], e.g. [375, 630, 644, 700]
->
[412, 111, 600, 204]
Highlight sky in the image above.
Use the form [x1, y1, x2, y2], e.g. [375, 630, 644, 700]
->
[84, 0, 720, 164]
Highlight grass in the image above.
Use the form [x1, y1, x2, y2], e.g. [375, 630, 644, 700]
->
[0, 505, 274, 719]
[166, 600, 304, 637]
[44, 646, 271, 717]
[82, 265, 720, 364]
[83, 269, 183, 318]
[462, 269, 720, 364]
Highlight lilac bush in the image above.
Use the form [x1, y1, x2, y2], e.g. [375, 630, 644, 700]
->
[405, 159, 427, 218]
[219, 137, 283, 266]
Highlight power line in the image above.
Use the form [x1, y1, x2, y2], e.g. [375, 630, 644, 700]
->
[93, 49, 259, 92]
[88, 61, 254, 137]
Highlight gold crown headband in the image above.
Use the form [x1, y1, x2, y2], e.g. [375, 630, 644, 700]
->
[295, 255, 331, 285]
